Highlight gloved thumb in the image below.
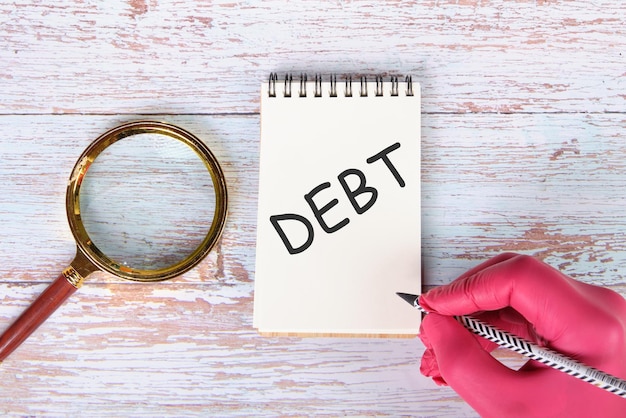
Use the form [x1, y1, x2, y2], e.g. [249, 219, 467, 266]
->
[421, 313, 520, 416]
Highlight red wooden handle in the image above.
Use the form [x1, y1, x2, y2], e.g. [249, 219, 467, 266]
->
[0, 273, 78, 362]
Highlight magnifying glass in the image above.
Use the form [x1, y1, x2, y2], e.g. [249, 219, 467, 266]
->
[0, 121, 228, 361]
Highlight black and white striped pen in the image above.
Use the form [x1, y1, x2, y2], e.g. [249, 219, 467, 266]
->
[396, 292, 626, 398]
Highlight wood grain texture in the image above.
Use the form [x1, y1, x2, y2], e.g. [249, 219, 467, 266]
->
[422, 113, 626, 287]
[1, 1, 625, 114]
[0, 273, 77, 361]
[0, 0, 625, 416]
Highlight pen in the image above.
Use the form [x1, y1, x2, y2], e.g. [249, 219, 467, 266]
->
[396, 292, 626, 398]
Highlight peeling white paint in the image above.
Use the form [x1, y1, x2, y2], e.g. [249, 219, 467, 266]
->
[0, 1, 625, 417]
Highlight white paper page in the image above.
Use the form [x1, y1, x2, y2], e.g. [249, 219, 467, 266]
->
[254, 79, 421, 335]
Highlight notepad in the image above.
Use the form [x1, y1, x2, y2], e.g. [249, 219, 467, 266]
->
[253, 74, 421, 336]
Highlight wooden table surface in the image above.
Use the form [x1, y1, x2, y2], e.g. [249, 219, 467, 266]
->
[1, 1, 625, 416]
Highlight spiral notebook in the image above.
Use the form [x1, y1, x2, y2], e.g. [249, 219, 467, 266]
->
[254, 74, 421, 336]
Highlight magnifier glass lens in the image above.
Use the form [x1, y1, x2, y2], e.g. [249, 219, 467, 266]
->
[79, 133, 216, 272]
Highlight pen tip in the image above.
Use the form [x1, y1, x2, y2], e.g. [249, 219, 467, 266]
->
[396, 292, 419, 306]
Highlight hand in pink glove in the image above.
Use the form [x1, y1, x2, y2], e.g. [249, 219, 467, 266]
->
[419, 253, 626, 418]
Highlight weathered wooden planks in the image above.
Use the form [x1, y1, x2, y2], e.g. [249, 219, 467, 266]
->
[1, 1, 625, 416]
[0, 1, 624, 114]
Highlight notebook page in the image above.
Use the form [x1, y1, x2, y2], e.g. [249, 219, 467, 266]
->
[254, 78, 421, 335]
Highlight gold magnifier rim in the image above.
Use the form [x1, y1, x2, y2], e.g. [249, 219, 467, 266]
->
[66, 120, 228, 282]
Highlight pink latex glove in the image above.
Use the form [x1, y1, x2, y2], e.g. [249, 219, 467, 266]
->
[419, 253, 626, 418]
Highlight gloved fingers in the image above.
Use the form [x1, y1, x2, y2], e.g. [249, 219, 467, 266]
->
[420, 291, 541, 353]
[421, 313, 626, 418]
[420, 313, 524, 415]
[420, 254, 586, 343]
[416, 252, 519, 317]
[420, 346, 447, 386]
[472, 307, 544, 347]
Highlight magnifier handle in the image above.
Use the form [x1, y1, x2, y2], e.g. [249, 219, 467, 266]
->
[0, 272, 79, 362]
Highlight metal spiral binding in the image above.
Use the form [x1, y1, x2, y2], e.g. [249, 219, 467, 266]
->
[284, 74, 292, 97]
[390, 76, 399, 96]
[299, 73, 307, 97]
[329, 74, 338, 97]
[268, 73, 414, 98]
[268, 73, 277, 97]
[375, 75, 384, 97]
[345, 76, 353, 97]
[314, 74, 323, 97]
[405, 75, 414, 96]
[360, 76, 368, 97]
